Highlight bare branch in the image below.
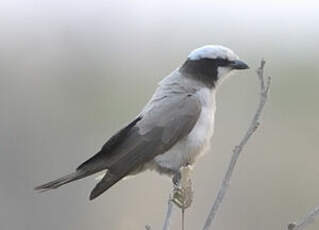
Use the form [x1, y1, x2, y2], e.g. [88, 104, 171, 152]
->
[288, 206, 319, 230]
[162, 195, 174, 230]
[202, 59, 271, 230]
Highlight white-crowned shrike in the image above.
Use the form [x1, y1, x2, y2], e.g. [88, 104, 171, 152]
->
[35, 45, 249, 200]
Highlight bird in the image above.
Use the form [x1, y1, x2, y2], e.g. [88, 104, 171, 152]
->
[35, 45, 249, 200]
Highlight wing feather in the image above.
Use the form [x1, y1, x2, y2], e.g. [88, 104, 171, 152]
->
[90, 94, 201, 199]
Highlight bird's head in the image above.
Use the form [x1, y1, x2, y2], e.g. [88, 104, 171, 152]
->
[180, 45, 249, 88]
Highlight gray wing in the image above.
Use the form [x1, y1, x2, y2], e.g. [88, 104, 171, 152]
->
[89, 94, 201, 199]
[35, 93, 201, 199]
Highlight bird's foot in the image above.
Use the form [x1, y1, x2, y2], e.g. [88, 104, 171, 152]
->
[171, 166, 193, 209]
[172, 186, 193, 209]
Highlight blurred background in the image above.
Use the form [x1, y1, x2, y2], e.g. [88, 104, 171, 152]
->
[1, 0, 319, 229]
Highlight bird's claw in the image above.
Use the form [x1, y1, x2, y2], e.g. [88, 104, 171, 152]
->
[171, 167, 193, 209]
[172, 186, 190, 209]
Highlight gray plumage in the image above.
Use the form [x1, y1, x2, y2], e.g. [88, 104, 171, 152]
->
[35, 45, 248, 200]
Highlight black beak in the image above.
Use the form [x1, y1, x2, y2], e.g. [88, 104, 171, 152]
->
[229, 60, 249, 70]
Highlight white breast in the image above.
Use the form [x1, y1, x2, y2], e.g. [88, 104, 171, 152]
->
[154, 88, 216, 173]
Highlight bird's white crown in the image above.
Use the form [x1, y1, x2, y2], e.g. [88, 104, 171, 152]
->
[188, 45, 239, 61]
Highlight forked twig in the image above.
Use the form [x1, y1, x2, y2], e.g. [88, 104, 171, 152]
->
[202, 59, 271, 230]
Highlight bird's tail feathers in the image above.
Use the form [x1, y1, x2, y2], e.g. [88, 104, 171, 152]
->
[34, 170, 86, 192]
[90, 172, 123, 200]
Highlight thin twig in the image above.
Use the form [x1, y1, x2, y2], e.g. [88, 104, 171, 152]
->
[182, 208, 185, 230]
[202, 59, 271, 230]
[288, 205, 319, 230]
[162, 195, 174, 230]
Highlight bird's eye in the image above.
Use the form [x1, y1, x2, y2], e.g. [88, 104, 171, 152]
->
[215, 58, 230, 67]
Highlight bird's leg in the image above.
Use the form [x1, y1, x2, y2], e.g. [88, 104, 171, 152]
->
[172, 165, 193, 210]
[172, 171, 181, 186]
[171, 165, 193, 230]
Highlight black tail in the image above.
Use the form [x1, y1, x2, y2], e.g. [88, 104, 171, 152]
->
[89, 171, 124, 200]
[34, 170, 89, 192]
[35, 151, 109, 192]
[35, 116, 143, 197]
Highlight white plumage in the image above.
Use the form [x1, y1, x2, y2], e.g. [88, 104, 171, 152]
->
[188, 45, 239, 61]
[152, 75, 216, 172]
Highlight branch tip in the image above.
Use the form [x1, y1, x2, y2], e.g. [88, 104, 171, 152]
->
[202, 59, 271, 230]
